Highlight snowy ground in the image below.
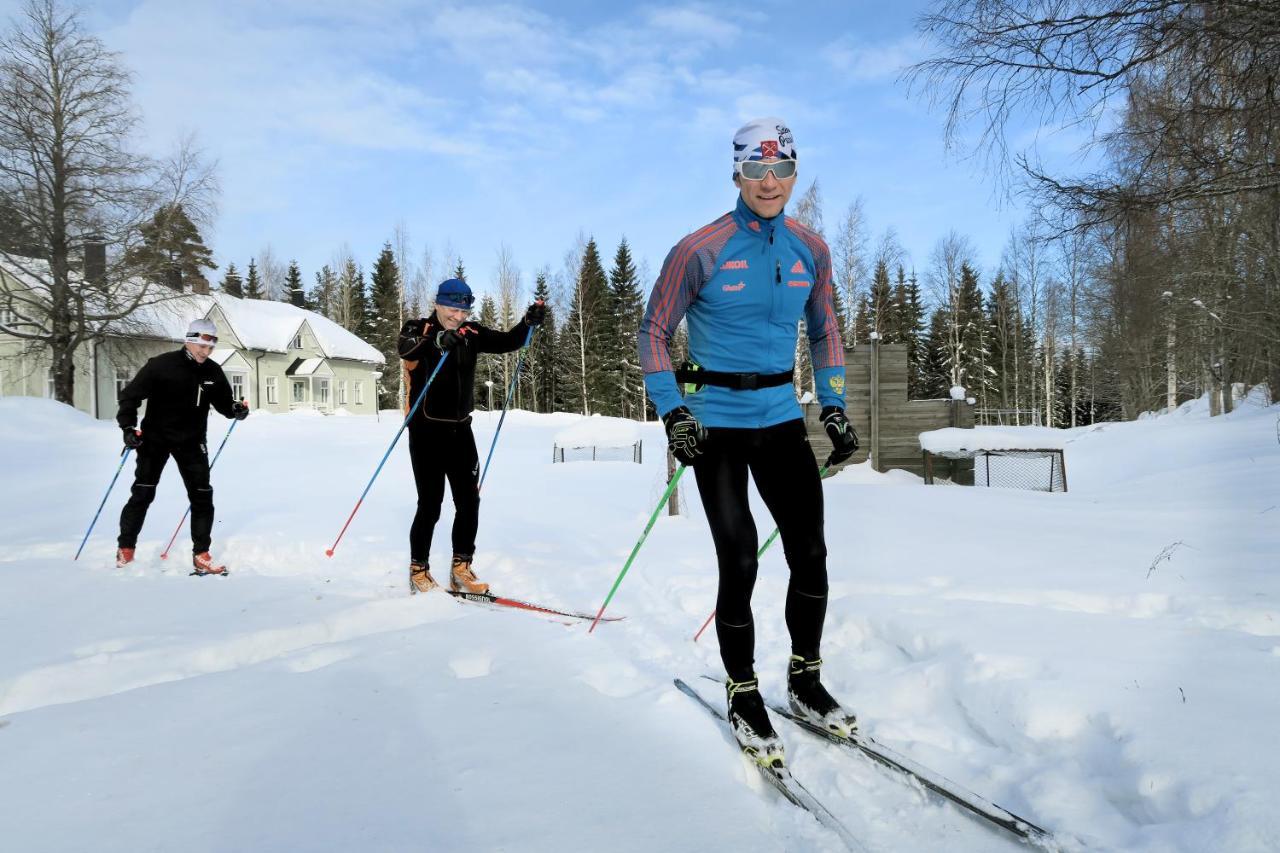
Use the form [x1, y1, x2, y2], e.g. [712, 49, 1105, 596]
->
[1, 392, 1277, 852]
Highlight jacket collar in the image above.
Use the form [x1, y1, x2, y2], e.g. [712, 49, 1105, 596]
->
[732, 195, 786, 241]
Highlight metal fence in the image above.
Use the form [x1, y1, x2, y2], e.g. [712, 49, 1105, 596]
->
[923, 448, 1067, 492]
[552, 441, 643, 464]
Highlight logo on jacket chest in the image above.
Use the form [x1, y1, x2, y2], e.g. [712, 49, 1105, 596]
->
[720, 259, 749, 270]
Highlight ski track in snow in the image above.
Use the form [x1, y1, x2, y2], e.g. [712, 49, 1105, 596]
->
[1, 395, 1278, 852]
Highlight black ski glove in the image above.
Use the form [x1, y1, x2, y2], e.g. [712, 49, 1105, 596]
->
[231, 400, 250, 421]
[122, 428, 143, 450]
[820, 406, 858, 466]
[398, 319, 427, 358]
[435, 327, 470, 351]
[663, 406, 707, 466]
[523, 300, 546, 327]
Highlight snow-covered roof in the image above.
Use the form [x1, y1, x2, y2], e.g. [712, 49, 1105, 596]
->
[2, 255, 382, 363]
[287, 357, 331, 376]
[117, 292, 381, 363]
[554, 415, 642, 447]
[919, 426, 1070, 453]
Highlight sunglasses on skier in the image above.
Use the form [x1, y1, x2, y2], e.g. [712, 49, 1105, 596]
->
[735, 159, 798, 181]
[189, 333, 217, 346]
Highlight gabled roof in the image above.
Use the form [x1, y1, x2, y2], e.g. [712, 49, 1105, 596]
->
[1, 255, 384, 364]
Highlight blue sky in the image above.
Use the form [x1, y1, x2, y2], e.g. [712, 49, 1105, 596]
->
[5, 0, 1056, 303]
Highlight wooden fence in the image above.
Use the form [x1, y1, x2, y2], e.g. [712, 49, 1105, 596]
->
[803, 340, 973, 477]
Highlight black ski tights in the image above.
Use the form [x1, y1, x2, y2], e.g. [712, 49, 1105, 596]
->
[692, 418, 828, 683]
[407, 420, 480, 564]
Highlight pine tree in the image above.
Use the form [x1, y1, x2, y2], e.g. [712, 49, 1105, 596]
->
[955, 263, 993, 406]
[920, 308, 952, 399]
[336, 258, 368, 335]
[474, 294, 498, 409]
[866, 259, 893, 339]
[986, 271, 1018, 411]
[284, 261, 306, 308]
[453, 259, 466, 281]
[561, 238, 610, 415]
[894, 267, 926, 397]
[245, 259, 264, 299]
[220, 262, 244, 298]
[126, 203, 217, 290]
[309, 265, 338, 320]
[606, 239, 645, 419]
[525, 272, 558, 413]
[368, 244, 402, 407]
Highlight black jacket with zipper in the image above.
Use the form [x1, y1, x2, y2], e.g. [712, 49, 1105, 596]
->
[398, 313, 530, 424]
[116, 348, 235, 445]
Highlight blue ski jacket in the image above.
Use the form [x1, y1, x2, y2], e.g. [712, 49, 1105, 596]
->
[638, 196, 846, 428]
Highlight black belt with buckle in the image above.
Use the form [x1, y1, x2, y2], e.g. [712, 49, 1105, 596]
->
[674, 366, 794, 391]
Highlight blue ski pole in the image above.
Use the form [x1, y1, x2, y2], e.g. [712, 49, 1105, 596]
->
[74, 445, 133, 560]
[478, 325, 536, 491]
[326, 351, 450, 557]
[160, 416, 241, 560]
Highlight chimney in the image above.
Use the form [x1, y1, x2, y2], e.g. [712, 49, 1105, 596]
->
[166, 264, 183, 292]
[83, 238, 105, 285]
[291, 284, 305, 308]
[191, 276, 210, 296]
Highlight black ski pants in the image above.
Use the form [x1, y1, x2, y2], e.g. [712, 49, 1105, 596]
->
[407, 419, 480, 565]
[118, 440, 214, 554]
[692, 418, 828, 683]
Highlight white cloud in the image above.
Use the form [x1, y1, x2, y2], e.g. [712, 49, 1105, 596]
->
[822, 34, 927, 82]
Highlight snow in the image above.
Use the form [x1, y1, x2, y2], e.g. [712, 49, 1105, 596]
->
[949, 385, 966, 401]
[2, 396, 1279, 852]
[921, 425, 1077, 453]
[554, 413, 642, 448]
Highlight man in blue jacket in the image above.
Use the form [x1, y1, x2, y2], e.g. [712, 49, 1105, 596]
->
[638, 118, 859, 766]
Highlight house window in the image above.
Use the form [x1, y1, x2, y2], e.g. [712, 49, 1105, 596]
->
[290, 332, 303, 350]
[229, 372, 246, 405]
[316, 377, 330, 406]
[114, 367, 132, 400]
[291, 379, 305, 403]
[354, 381, 364, 405]
[0, 308, 17, 326]
[337, 380, 347, 405]
[265, 376, 278, 404]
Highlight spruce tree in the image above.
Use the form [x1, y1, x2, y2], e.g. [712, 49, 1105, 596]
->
[284, 261, 307, 308]
[956, 263, 993, 406]
[921, 308, 952, 399]
[220, 263, 244, 298]
[369, 244, 402, 407]
[336, 258, 369, 335]
[561, 238, 610, 415]
[126, 203, 217, 290]
[453, 259, 466, 281]
[245, 259, 264, 300]
[310, 265, 338, 320]
[607, 239, 645, 419]
[900, 269, 927, 396]
[474, 294, 498, 409]
[866, 259, 893, 339]
[986, 272, 1018, 411]
[524, 273, 558, 413]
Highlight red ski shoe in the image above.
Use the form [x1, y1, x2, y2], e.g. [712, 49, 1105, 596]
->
[115, 547, 135, 569]
[192, 552, 228, 576]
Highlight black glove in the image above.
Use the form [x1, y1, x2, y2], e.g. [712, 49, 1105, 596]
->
[524, 300, 546, 327]
[435, 328, 469, 351]
[820, 406, 858, 466]
[122, 428, 143, 450]
[662, 406, 707, 466]
[398, 319, 427, 358]
[231, 400, 250, 421]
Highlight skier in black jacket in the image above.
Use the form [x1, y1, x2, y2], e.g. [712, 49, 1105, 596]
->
[397, 277, 544, 595]
[115, 318, 248, 574]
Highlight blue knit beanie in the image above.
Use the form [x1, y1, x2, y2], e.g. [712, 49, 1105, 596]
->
[436, 278, 474, 309]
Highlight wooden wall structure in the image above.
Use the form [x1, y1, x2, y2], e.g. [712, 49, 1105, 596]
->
[802, 340, 973, 477]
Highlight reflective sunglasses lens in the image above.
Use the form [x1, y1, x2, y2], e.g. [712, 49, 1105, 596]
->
[740, 160, 796, 180]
